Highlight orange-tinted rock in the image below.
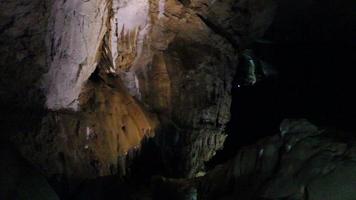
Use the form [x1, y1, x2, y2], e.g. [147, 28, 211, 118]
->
[17, 77, 158, 180]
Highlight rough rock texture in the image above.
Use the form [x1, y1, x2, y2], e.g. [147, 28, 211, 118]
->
[144, 1, 237, 177]
[16, 76, 158, 180]
[183, 0, 276, 49]
[0, 0, 48, 109]
[1, 0, 158, 182]
[191, 119, 356, 200]
[1, 0, 276, 186]
[140, 0, 275, 177]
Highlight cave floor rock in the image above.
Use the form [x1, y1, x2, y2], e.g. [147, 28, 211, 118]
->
[155, 119, 356, 200]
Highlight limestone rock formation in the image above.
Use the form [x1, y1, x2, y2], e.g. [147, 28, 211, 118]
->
[2, 1, 355, 199]
[0, 0, 276, 192]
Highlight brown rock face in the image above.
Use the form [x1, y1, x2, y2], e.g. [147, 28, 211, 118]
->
[135, 0, 275, 177]
[17, 77, 158, 180]
[142, 2, 238, 177]
[0, 0, 275, 182]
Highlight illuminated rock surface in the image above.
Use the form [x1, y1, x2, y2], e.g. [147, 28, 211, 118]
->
[0, 0, 275, 183]
[2, 0, 354, 199]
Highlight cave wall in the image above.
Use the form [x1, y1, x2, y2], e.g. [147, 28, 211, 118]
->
[150, 120, 356, 200]
[0, 0, 48, 109]
[0, 0, 276, 186]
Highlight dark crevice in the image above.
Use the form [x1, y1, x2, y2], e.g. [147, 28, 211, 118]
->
[196, 14, 240, 49]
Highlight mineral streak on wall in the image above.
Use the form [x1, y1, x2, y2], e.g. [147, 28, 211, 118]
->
[25, 0, 159, 179]
[45, 0, 111, 110]
[110, 0, 151, 98]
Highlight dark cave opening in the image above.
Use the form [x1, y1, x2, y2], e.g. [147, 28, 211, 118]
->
[210, 42, 356, 166]
[209, 0, 356, 166]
